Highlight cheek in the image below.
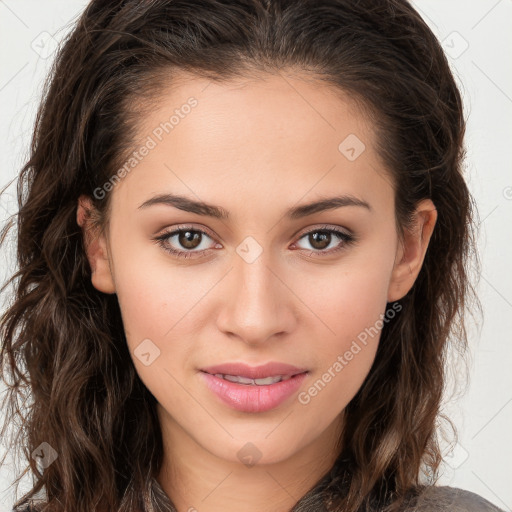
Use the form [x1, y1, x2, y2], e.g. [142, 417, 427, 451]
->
[297, 254, 393, 348]
[112, 260, 213, 409]
[293, 254, 395, 411]
[114, 263, 212, 348]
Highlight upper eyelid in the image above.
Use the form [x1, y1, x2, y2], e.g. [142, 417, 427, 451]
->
[158, 224, 217, 241]
[157, 223, 352, 246]
[295, 224, 352, 238]
[158, 223, 351, 236]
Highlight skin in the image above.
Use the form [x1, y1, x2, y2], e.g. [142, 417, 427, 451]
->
[77, 70, 437, 512]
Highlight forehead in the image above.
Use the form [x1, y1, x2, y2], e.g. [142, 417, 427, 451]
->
[110, 70, 393, 219]
[135, 69, 374, 153]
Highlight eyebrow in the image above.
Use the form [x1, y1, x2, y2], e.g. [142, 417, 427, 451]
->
[138, 193, 372, 219]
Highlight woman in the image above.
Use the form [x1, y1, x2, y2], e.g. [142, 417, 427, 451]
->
[0, 1, 504, 511]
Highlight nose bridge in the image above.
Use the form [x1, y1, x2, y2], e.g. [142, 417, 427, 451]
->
[216, 239, 294, 344]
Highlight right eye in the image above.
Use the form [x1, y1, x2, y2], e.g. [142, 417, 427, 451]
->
[153, 226, 221, 259]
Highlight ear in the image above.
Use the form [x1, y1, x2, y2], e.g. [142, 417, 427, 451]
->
[387, 199, 437, 302]
[76, 195, 116, 294]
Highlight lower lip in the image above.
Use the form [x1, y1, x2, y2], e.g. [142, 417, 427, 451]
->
[199, 371, 308, 413]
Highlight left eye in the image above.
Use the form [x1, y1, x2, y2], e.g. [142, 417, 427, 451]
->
[293, 228, 354, 254]
[154, 225, 355, 259]
[154, 227, 217, 258]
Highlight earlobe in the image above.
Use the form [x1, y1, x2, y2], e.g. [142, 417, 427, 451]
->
[76, 195, 116, 294]
[387, 199, 437, 302]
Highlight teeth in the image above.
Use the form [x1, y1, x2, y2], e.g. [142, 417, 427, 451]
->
[214, 373, 294, 385]
[253, 375, 283, 385]
[224, 374, 257, 385]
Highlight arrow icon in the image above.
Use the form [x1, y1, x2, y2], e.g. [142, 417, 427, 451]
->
[236, 236, 263, 263]
[339, 134, 365, 161]
[31, 442, 58, 468]
[442, 31, 468, 59]
[134, 339, 161, 366]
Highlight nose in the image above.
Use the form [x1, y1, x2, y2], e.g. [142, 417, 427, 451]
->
[215, 247, 297, 346]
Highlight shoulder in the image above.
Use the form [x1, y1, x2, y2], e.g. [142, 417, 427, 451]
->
[402, 485, 506, 512]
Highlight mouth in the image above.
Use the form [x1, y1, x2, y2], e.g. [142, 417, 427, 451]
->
[198, 362, 309, 413]
[200, 361, 309, 382]
[199, 371, 309, 413]
[202, 372, 302, 386]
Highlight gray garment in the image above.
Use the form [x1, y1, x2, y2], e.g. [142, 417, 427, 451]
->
[13, 476, 506, 511]
[410, 485, 505, 511]
[148, 476, 506, 512]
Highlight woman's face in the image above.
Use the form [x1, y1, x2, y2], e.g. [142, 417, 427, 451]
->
[80, 71, 434, 467]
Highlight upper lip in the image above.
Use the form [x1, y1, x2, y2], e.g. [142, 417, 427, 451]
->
[201, 362, 308, 379]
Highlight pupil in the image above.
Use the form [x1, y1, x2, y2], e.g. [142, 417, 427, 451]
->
[179, 230, 201, 249]
[310, 231, 330, 250]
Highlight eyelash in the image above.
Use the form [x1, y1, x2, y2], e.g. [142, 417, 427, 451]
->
[153, 224, 356, 260]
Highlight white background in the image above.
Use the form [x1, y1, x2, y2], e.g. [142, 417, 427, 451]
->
[0, 1, 511, 510]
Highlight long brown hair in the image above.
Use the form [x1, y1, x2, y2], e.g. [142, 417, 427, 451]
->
[1, 1, 479, 511]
